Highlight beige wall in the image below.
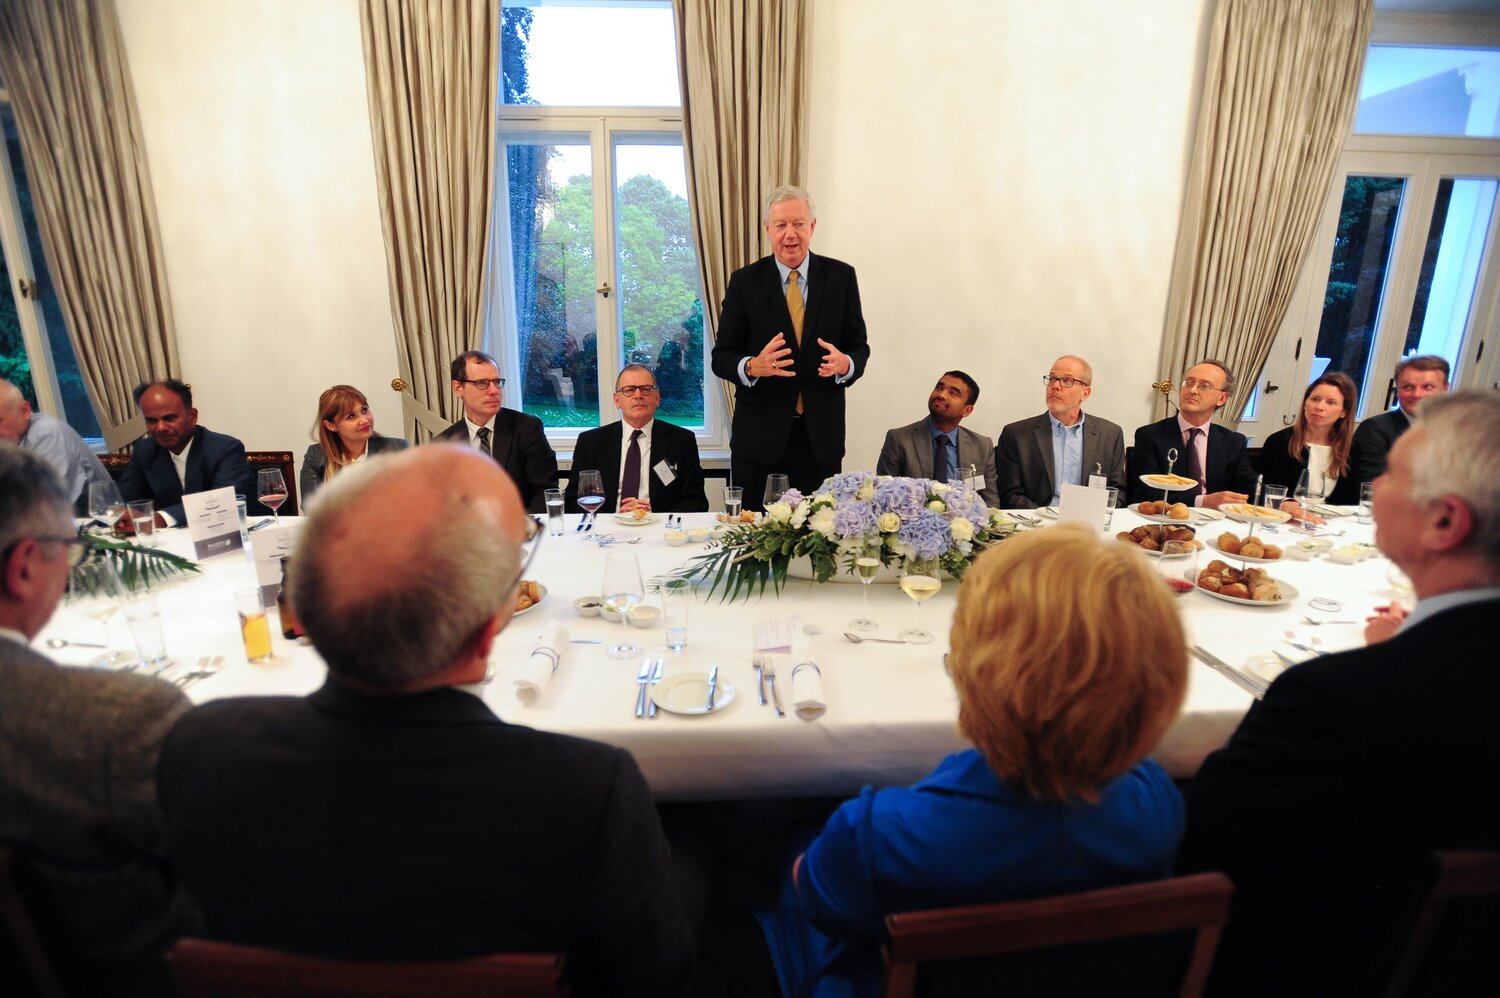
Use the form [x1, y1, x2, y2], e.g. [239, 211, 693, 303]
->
[114, 0, 1211, 479]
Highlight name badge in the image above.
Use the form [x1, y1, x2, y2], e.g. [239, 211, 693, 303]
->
[653, 459, 676, 485]
[965, 474, 985, 491]
[1088, 475, 1107, 489]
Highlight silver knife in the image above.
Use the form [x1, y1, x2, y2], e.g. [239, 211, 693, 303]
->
[1192, 645, 1266, 698]
[768, 670, 784, 717]
[634, 658, 651, 718]
[754, 656, 766, 705]
[705, 664, 719, 710]
[647, 658, 664, 718]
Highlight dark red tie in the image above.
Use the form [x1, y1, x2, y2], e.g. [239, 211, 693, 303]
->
[1184, 428, 1204, 497]
[621, 429, 643, 506]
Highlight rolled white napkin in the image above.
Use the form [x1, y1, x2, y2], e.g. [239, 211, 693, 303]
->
[789, 634, 824, 720]
[514, 620, 569, 703]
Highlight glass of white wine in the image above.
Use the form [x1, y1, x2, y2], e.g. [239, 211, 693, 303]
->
[898, 555, 941, 645]
[601, 549, 644, 660]
[848, 541, 882, 632]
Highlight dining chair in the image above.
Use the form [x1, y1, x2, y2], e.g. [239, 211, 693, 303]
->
[167, 938, 566, 997]
[1363, 849, 1500, 998]
[881, 871, 1233, 998]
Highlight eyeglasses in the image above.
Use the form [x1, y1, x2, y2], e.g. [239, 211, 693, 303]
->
[1042, 375, 1089, 389]
[459, 378, 505, 391]
[1179, 379, 1226, 393]
[3, 534, 92, 569]
[501, 516, 545, 598]
[615, 385, 659, 397]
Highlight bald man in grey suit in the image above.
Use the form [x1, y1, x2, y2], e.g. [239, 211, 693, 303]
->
[994, 355, 1126, 508]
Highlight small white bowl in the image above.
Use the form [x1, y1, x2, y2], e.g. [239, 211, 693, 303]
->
[573, 596, 604, 617]
[664, 529, 687, 546]
[600, 603, 624, 623]
[627, 604, 661, 628]
[686, 527, 710, 543]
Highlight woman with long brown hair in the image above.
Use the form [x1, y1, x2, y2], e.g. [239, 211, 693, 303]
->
[1255, 372, 1361, 505]
[300, 385, 408, 503]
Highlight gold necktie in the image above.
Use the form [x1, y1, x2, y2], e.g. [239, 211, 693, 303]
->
[787, 271, 805, 414]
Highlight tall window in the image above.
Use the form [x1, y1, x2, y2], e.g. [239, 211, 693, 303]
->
[0, 80, 100, 438]
[489, 2, 714, 446]
[1247, 29, 1500, 436]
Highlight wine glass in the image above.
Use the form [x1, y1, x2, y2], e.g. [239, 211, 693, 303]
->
[897, 555, 941, 644]
[1158, 540, 1199, 597]
[576, 470, 605, 521]
[88, 481, 126, 532]
[763, 473, 790, 510]
[65, 555, 131, 664]
[601, 549, 644, 660]
[848, 540, 882, 632]
[258, 468, 289, 525]
[1294, 470, 1326, 534]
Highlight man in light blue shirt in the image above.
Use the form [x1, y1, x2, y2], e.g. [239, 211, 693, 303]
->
[993, 356, 1127, 508]
[0, 378, 111, 513]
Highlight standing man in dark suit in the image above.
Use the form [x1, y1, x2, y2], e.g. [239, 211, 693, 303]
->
[117, 378, 257, 525]
[565, 364, 707, 514]
[1178, 391, 1500, 996]
[875, 370, 999, 506]
[1127, 360, 1257, 508]
[710, 185, 870, 509]
[433, 350, 557, 512]
[993, 355, 1126, 508]
[0, 444, 191, 993]
[158, 445, 691, 997]
[1350, 354, 1449, 488]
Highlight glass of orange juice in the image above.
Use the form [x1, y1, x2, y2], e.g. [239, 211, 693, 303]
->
[235, 587, 273, 663]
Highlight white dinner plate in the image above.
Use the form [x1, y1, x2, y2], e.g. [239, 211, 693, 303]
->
[1036, 506, 1059, 519]
[513, 583, 548, 616]
[652, 673, 736, 715]
[1221, 503, 1293, 526]
[1208, 538, 1287, 565]
[1192, 574, 1298, 607]
[1138, 474, 1198, 492]
[612, 513, 661, 526]
[1127, 502, 1198, 524]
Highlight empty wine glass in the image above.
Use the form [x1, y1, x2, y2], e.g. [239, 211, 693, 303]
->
[258, 468, 289, 525]
[65, 555, 131, 664]
[88, 481, 126, 532]
[1294, 470, 1326, 534]
[848, 540, 882, 632]
[576, 470, 605, 521]
[601, 549, 644, 660]
[897, 555, 941, 644]
[763, 473, 790, 510]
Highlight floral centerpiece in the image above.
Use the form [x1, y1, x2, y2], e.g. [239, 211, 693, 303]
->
[667, 472, 1016, 601]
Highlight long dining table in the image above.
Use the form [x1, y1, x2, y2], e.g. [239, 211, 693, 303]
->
[40, 508, 1396, 801]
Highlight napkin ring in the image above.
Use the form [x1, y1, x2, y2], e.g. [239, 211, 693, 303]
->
[532, 648, 560, 675]
[1308, 596, 1343, 612]
[792, 661, 820, 680]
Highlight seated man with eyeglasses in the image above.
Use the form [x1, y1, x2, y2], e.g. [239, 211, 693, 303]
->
[993, 355, 1126, 508]
[433, 350, 558, 512]
[158, 445, 692, 996]
[1128, 359, 1258, 510]
[564, 364, 708, 515]
[0, 443, 192, 993]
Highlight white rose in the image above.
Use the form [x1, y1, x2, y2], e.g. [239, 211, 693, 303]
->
[950, 517, 975, 542]
[877, 512, 902, 533]
[927, 500, 946, 513]
[808, 507, 837, 538]
[814, 492, 834, 506]
[767, 501, 793, 524]
[931, 482, 951, 494]
[856, 482, 875, 500]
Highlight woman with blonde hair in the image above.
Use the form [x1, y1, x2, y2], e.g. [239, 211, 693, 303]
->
[1255, 372, 1361, 505]
[760, 525, 1189, 996]
[300, 385, 408, 503]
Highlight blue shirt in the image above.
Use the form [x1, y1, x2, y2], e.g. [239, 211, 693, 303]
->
[20, 411, 111, 508]
[1049, 412, 1085, 505]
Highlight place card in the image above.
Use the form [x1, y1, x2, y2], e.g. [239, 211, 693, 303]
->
[250, 524, 300, 606]
[182, 486, 243, 560]
[753, 614, 803, 654]
[1057, 481, 1107, 528]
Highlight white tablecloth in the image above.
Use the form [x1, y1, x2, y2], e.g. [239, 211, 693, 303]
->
[39, 511, 1393, 800]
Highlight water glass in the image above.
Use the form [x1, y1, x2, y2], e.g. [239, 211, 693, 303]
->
[723, 486, 743, 520]
[1294, 470, 1326, 533]
[1103, 487, 1120, 530]
[1358, 482, 1375, 525]
[1263, 485, 1289, 509]
[235, 587, 273, 663]
[662, 580, 689, 652]
[127, 499, 156, 545]
[544, 488, 566, 536]
[124, 592, 169, 668]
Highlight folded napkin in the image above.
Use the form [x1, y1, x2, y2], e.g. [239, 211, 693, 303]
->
[789, 634, 825, 720]
[514, 620, 569, 703]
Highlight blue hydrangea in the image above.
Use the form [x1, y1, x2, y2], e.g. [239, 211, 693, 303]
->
[942, 487, 990, 525]
[897, 508, 952, 559]
[780, 488, 804, 508]
[818, 472, 869, 503]
[873, 477, 926, 518]
[832, 498, 878, 539]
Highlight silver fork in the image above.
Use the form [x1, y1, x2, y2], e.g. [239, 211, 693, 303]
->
[763, 657, 785, 717]
[647, 658, 665, 718]
[175, 655, 227, 690]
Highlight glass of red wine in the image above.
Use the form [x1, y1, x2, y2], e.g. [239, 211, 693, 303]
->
[576, 470, 605, 525]
[258, 468, 289, 525]
[1159, 539, 1198, 597]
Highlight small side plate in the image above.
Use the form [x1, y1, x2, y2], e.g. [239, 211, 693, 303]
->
[652, 672, 737, 715]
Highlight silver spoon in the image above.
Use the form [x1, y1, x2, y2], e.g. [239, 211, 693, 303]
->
[46, 637, 107, 649]
[843, 632, 909, 644]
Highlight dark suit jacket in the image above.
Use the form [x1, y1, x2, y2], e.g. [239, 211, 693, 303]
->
[875, 419, 999, 506]
[0, 637, 192, 970]
[117, 426, 258, 522]
[564, 420, 708, 513]
[1177, 597, 1500, 996]
[1253, 427, 1361, 505]
[993, 412, 1126, 509]
[709, 253, 870, 466]
[299, 434, 409, 505]
[1127, 417, 1257, 505]
[1350, 409, 1410, 488]
[158, 681, 691, 997]
[434, 409, 558, 512]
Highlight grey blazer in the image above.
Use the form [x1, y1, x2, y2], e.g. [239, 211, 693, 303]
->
[300, 433, 409, 505]
[875, 419, 999, 506]
[994, 411, 1127, 509]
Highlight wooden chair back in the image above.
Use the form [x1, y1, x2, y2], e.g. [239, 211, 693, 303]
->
[99, 450, 299, 517]
[882, 872, 1233, 998]
[1368, 849, 1500, 998]
[0, 845, 67, 998]
[167, 938, 566, 997]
